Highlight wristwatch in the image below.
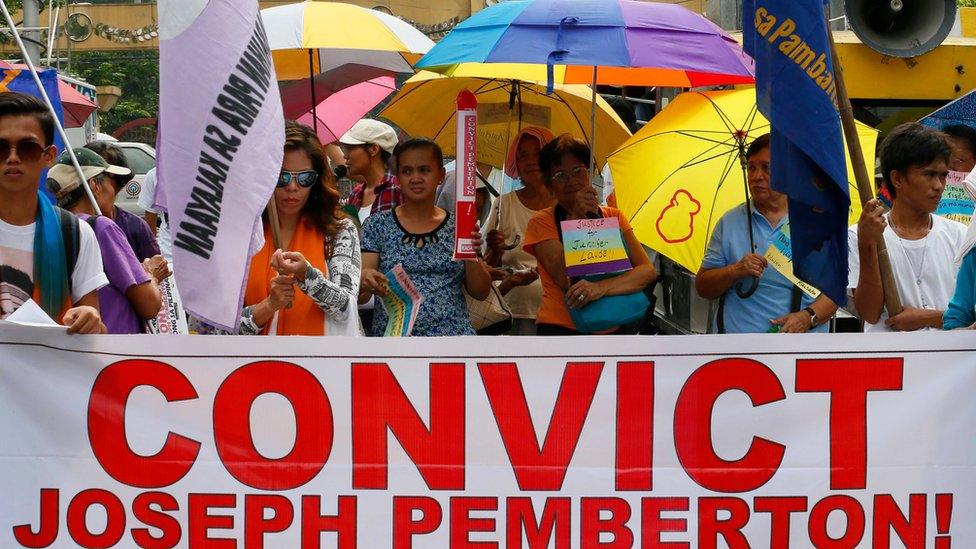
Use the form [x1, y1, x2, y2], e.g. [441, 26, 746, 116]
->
[803, 306, 818, 327]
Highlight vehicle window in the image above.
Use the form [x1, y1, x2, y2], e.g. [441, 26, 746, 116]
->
[122, 147, 155, 174]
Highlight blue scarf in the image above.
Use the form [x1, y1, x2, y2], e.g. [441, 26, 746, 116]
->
[33, 191, 69, 317]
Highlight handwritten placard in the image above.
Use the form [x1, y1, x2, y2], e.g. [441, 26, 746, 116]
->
[382, 264, 423, 337]
[936, 171, 975, 225]
[560, 217, 631, 277]
[764, 224, 821, 299]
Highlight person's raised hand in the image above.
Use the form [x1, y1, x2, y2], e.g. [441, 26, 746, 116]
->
[63, 306, 103, 334]
[858, 198, 887, 246]
[272, 249, 310, 281]
[486, 229, 507, 253]
[267, 275, 296, 310]
[361, 268, 389, 298]
[142, 255, 171, 282]
[566, 278, 606, 309]
[571, 184, 600, 220]
[466, 227, 485, 261]
[733, 253, 767, 280]
[506, 267, 539, 288]
[885, 306, 936, 331]
[770, 311, 811, 333]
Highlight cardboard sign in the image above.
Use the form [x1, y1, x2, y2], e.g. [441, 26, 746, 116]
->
[936, 170, 975, 225]
[561, 217, 631, 277]
[454, 90, 479, 260]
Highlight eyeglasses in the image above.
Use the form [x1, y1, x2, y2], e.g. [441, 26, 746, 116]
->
[0, 139, 51, 162]
[277, 170, 319, 188]
[550, 166, 589, 185]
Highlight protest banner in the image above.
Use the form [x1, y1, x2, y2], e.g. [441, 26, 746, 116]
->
[454, 90, 479, 261]
[561, 217, 631, 278]
[157, 0, 284, 331]
[0, 323, 973, 547]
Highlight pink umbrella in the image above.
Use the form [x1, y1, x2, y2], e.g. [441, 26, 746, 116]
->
[0, 61, 97, 127]
[294, 75, 397, 144]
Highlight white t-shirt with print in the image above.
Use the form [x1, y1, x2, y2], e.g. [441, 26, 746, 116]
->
[0, 216, 107, 319]
[848, 214, 967, 332]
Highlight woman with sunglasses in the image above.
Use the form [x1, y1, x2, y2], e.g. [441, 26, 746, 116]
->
[523, 135, 655, 335]
[238, 121, 361, 336]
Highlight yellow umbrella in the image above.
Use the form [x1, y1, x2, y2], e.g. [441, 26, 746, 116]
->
[608, 88, 878, 274]
[380, 71, 632, 170]
[262, 1, 434, 81]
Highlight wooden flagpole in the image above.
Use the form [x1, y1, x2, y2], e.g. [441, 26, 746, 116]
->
[827, 24, 904, 316]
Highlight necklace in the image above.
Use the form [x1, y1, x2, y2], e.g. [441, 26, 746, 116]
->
[888, 213, 933, 304]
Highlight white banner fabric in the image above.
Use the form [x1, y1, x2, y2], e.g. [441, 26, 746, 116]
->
[0, 323, 973, 548]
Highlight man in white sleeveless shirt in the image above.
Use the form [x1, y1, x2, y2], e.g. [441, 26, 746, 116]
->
[849, 123, 966, 332]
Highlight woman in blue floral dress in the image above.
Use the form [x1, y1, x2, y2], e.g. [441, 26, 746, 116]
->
[359, 138, 492, 336]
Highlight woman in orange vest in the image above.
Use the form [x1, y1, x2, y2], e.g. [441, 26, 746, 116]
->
[240, 121, 361, 335]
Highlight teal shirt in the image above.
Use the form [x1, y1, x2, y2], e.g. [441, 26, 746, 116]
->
[944, 248, 976, 330]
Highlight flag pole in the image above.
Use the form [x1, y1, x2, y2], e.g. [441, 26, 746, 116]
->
[0, 0, 101, 215]
[827, 23, 903, 316]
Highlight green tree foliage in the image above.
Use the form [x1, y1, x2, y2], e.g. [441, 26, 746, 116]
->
[960, 0, 976, 7]
[68, 51, 158, 135]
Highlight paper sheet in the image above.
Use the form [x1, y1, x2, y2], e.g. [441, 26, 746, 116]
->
[764, 225, 821, 299]
[4, 299, 64, 330]
[381, 264, 423, 337]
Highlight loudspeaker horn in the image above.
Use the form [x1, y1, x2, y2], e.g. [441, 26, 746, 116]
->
[846, 0, 957, 58]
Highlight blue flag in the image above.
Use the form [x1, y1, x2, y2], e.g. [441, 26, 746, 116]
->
[742, 0, 849, 305]
[0, 67, 67, 198]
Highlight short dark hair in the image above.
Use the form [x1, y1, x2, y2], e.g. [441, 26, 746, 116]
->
[746, 133, 770, 160]
[46, 173, 102, 210]
[0, 91, 55, 145]
[85, 141, 134, 191]
[943, 124, 976, 158]
[539, 134, 590, 186]
[394, 137, 443, 168]
[880, 122, 951, 199]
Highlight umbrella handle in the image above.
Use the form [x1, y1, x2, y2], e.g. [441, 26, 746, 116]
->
[735, 276, 759, 299]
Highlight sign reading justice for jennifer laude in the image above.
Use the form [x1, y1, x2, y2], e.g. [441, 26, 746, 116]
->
[0, 323, 972, 547]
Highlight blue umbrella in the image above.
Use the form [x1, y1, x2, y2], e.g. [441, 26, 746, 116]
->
[921, 89, 976, 129]
[415, 0, 754, 88]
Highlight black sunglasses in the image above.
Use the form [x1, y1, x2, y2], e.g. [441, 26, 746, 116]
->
[277, 170, 319, 188]
[0, 139, 51, 162]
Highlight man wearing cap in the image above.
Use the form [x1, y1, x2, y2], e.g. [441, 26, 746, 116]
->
[85, 141, 161, 263]
[340, 119, 402, 224]
[0, 92, 107, 332]
[47, 147, 162, 334]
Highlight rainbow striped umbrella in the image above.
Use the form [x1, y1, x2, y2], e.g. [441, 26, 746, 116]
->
[415, 0, 754, 87]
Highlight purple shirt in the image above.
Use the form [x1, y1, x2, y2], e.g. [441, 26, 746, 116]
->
[113, 207, 160, 262]
[79, 214, 151, 334]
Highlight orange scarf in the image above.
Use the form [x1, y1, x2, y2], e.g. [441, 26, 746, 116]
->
[244, 217, 327, 335]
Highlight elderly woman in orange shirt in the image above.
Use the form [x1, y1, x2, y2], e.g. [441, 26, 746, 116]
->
[523, 134, 656, 335]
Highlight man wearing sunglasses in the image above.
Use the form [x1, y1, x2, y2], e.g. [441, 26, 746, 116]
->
[0, 92, 107, 333]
